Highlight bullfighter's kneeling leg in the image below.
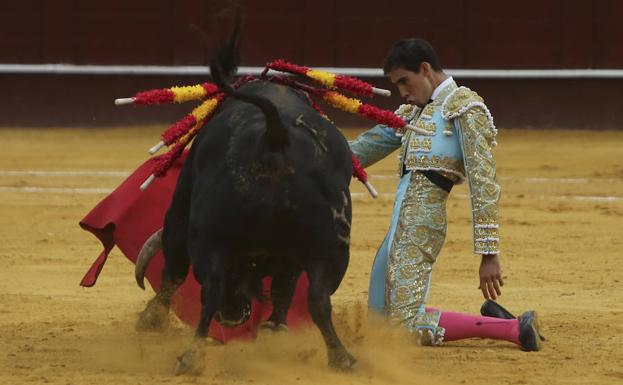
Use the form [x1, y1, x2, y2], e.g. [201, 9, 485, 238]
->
[436, 310, 542, 352]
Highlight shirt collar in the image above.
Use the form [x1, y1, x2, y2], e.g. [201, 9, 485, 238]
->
[431, 76, 454, 101]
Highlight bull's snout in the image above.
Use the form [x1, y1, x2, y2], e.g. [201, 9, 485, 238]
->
[214, 300, 252, 327]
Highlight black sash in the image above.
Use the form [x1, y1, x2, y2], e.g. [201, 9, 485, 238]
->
[403, 166, 454, 193]
[418, 170, 454, 193]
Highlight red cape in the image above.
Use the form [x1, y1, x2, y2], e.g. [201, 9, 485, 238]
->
[79, 152, 311, 341]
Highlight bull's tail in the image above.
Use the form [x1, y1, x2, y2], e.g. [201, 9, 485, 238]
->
[135, 229, 163, 290]
[209, 10, 290, 152]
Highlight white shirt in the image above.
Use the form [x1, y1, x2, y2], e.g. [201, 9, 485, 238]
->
[431, 76, 454, 101]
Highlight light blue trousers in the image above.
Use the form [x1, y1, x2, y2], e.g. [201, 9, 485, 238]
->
[368, 172, 414, 313]
[368, 171, 446, 317]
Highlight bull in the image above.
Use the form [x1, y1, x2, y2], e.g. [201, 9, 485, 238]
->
[134, 17, 356, 375]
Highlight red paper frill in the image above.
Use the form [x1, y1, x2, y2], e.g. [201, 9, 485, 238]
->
[134, 89, 175, 105]
[358, 104, 407, 130]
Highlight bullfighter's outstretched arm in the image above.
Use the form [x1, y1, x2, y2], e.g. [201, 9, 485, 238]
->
[349, 124, 403, 168]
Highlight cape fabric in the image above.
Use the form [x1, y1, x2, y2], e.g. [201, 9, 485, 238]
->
[79, 152, 311, 341]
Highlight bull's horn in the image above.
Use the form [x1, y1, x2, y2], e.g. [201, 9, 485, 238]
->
[135, 229, 163, 290]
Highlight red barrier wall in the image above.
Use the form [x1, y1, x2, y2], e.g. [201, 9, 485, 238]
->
[2, 0, 622, 68]
[1, 0, 622, 128]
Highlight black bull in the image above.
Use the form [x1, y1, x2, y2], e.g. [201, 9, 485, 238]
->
[136, 78, 357, 373]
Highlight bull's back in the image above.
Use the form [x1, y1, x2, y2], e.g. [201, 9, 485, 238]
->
[187, 81, 351, 252]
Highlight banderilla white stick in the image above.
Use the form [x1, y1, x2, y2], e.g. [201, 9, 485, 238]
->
[404, 124, 432, 136]
[371, 87, 391, 97]
[364, 181, 379, 199]
[140, 174, 156, 191]
[148, 141, 165, 155]
[114, 97, 136, 105]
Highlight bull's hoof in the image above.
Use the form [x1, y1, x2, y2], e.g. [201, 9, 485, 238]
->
[260, 320, 289, 332]
[136, 298, 169, 332]
[175, 348, 206, 376]
[328, 349, 357, 371]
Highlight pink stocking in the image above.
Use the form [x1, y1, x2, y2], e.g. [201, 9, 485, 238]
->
[427, 308, 520, 345]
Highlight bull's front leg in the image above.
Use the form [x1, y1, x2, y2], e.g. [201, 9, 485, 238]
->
[307, 263, 356, 370]
[262, 271, 300, 331]
[136, 229, 190, 332]
[175, 259, 224, 376]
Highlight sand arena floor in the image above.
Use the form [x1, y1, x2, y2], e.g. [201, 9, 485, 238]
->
[1, 126, 622, 385]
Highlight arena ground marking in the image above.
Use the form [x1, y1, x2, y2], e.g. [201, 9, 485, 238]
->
[6, 170, 605, 183]
[0, 186, 113, 194]
[0, 170, 130, 177]
[2, 170, 602, 185]
[1, 186, 621, 202]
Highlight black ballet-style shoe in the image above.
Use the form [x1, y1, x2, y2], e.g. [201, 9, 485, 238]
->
[517, 311, 542, 352]
[480, 299, 515, 319]
[480, 300, 546, 342]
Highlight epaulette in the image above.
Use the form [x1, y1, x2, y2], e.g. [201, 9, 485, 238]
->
[441, 86, 497, 146]
[441, 86, 484, 119]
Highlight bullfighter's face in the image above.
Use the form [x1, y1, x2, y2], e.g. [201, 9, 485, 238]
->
[388, 64, 435, 108]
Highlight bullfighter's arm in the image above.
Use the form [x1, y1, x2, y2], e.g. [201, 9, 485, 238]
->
[350, 104, 419, 167]
[349, 104, 417, 168]
[349, 124, 403, 168]
[452, 102, 500, 256]
[450, 96, 503, 299]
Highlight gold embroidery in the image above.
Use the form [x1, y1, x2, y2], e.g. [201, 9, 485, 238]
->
[426, 189, 446, 204]
[408, 137, 432, 152]
[414, 119, 437, 135]
[475, 240, 499, 254]
[443, 121, 454, 136]
[457, 105, 500, 254]
[397, 131, 410, 176]
[420, 104, 436, 119]
[475, 227, 499, 239]
[385, 173, 447, 341]
[395, 104, 416, 120]
[404, 155, 466, 179]
[442, 87, 484, 118]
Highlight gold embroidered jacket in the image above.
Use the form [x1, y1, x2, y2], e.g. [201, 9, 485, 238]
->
[350, 82, 500, 255]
